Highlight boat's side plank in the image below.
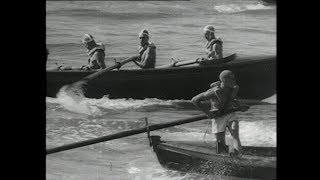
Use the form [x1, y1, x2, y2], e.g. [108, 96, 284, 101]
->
[151, 136, 276, 179]
[165, 140, 276, 157]
[157, 143, 276, 166]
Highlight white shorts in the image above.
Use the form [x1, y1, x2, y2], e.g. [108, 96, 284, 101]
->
[211, 112, 237, 134]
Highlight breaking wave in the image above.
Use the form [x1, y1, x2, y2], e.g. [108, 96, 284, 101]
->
[214, 3, 274, 14]
[46, 88, 192, 116]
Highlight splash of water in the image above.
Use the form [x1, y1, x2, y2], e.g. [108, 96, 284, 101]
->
[47, 89, 277, 116]
[47, 87, 192, 116]
[90, 97, 191, 110]
[52, 85, 103, 116]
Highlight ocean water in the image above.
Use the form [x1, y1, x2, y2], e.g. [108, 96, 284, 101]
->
[46, 0, 276, 179]
[46, 0, 276, 69]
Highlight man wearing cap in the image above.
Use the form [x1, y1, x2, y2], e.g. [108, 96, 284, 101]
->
[81, 34, 106, 70]
[191, 70, 248, 156]
[203, 25, 223, 60]
[132, 29, 156, 69]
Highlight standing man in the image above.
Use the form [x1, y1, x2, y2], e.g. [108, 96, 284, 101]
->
[191, 70, 249, 156]
[203, 25, 223, 60]
[132, 29, 156, 69]
[81, 34, 106, 70]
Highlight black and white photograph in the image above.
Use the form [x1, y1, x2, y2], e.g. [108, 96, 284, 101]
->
[46, 0, 276, 179]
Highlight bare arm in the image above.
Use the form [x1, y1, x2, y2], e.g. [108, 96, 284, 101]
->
[133, 57, 146, 68]
[191, 90, 216, 117]
[210, 81, 221, 88]
[97, 51, 106, 69]
[133, 57, 145, 68]
[88, 51, 106, 70]
[227, 85, 249, 111]
[93, 51, 106, 69]
[133, 46, 147, 68]
[230, 85, 239, 100]
[207, 49, 217, 60]
[207, 42, 223, 60]
[215, 42, 223, 59]
[134, 47, 156, 69]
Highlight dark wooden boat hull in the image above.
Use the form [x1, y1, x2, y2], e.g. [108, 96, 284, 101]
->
[261, 0, 276, 5]
[150, 136, 276, 179]
[47, 55, 276, 100]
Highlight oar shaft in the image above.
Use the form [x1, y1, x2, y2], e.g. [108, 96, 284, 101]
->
[46, 114, 208, 155]
[82, 56, 138, 81]
[157, 59, 198, 69]
[174, 59, 198, 67]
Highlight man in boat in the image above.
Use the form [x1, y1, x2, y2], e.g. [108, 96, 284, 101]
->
[191, 70, 248, 156]
[81, 33, 106, 70]
[132, 29, 156, 69]
[202, 25, 223, 61]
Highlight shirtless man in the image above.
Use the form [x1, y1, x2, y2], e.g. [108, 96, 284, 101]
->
[203, 25, 223, 60]
[132, 29, 156, 69]
[191, 70, 248, 155]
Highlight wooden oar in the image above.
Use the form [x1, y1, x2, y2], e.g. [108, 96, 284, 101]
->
[76, 55, 138, 81]
[157, 58, 200, 69]
[46, 105, 249, 155]
[46, 114, 208, 155]
[157, 53, 237, 69]
[64, 55, 138, 96]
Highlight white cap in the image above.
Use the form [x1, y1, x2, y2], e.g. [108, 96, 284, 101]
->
[139, 29, 149, 38]
[82, 34, 94, 43]
[203, 25, 215, 34]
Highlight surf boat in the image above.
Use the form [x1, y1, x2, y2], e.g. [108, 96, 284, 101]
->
[46, 54, 276, 100]
[149, 135, 276, 179]
[261, 0, 277, 5]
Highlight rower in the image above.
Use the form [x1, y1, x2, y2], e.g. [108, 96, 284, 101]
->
[132, 29, 156, 69]
[191, 70, 248, 156]
[81, 33, 106, 70]
[203, 25, 223, 61]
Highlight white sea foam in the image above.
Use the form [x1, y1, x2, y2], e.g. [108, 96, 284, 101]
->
[128, 167, 141, 174]
[48, 86, 103, 116]
[240, 120, 276, 146]
[214, 3, 273, 13]
[47, 89, 191, 116]
[160, 119, 276, 147]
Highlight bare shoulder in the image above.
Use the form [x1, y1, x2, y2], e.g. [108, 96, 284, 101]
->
[204, 88, 218, 97]
[210, 81, 221, 88]
[214, 88, 226, 100]
[192, 89, 216, 102]
[148, 42, 156, 48]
